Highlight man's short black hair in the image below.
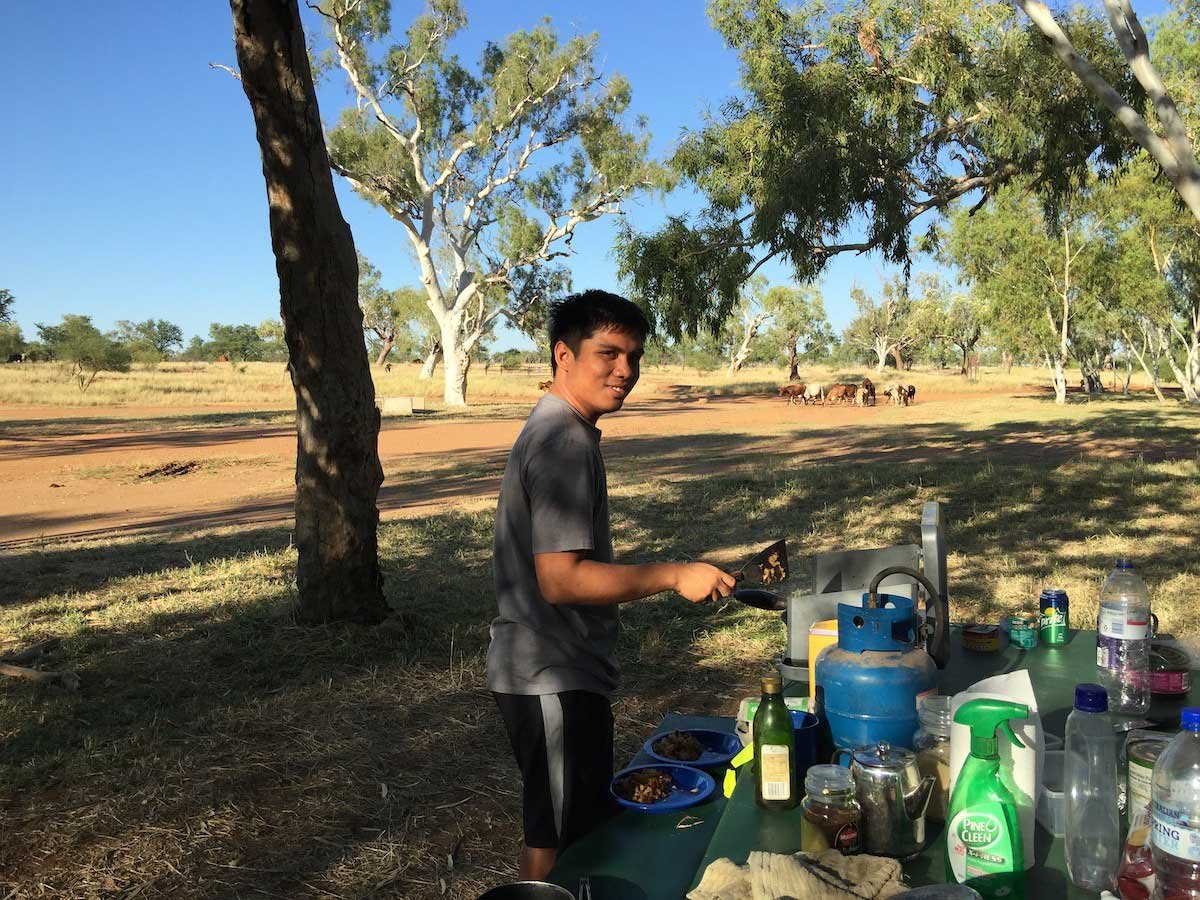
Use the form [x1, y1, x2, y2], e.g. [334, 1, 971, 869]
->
[547, 290, 650, 374]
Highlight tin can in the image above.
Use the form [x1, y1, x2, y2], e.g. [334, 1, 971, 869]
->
[1149, 642, 1192, 696]
[961, 624, 1000, 653]
[1039, 589, 1069, 645]
[1009, 614, 1039, 650]
[1126, 733, 1171, 816]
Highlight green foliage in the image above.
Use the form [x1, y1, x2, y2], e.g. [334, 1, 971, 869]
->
[618, 0, 1144, 334]
[0, 289, 14, 324]
[207, 323, 267, 363]
[35, 314, 132, 391]
[757, 284, 835, 367]
[0, 323, 24, 360]
[255, 319, 289, 362]
[114, 319, 185, 362]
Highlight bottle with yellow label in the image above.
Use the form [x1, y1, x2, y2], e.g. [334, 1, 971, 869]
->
[753, 674, 796, 809]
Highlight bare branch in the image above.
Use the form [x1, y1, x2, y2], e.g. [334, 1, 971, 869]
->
[208, 62, 243, 82]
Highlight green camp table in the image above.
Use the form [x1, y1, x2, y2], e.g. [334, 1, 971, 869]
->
[550, 628, 1197, 899]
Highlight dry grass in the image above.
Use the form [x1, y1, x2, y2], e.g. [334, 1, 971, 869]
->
[1, 391, 1198, 898]
[0, 358, 1158, 411]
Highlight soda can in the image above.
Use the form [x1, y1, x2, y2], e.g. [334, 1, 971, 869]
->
[1039, 589, 1069, 645]
[1009, 614, 1039, 650]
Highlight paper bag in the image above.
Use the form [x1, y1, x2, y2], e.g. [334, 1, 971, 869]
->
[948, 670, 1044, 870]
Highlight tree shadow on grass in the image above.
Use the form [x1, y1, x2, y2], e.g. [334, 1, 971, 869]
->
[0, 407, 1197, 897]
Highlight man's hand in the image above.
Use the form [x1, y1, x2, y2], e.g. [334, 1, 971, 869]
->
[674, 562, 737, 604]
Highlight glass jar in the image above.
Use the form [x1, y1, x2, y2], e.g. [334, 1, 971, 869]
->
[801, 764, 862, 854]
[913, 694, 952, 822]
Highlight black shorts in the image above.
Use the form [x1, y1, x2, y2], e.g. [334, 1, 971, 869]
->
[493, 690, 617, 850]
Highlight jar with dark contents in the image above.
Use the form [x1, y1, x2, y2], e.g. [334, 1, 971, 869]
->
[913, 695, 952, 823]
[801, 764, 861, 854]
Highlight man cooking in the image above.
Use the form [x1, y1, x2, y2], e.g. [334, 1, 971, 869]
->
[487, 289, 737, 881]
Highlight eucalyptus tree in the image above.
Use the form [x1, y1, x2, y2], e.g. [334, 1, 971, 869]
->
[314, 0, 665, 405]
[842, 274, 934, 372]
[759, 284, 834, 379]
[944, 184, 1110, 403]
[723, 275, 771, 375]
[230, 0, 388, 625]
[617, 0, 1139, 334]
[1010, 0, 1200, 222]
[357, 253, 436, 366]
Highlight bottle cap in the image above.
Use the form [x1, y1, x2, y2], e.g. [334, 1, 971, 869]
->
[1183, 708, 1200, 732]
[1115, 558, 1135, 570]
[761, 674, 783, 695]
[1074, 683, 1108, 713]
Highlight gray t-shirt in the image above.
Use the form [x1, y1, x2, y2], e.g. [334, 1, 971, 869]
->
[486, 393, 619, 696]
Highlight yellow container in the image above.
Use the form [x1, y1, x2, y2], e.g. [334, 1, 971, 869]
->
[808, 619, 839, 701]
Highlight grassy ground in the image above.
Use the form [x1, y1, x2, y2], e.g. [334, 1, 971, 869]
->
[1, 389, 1198, 897]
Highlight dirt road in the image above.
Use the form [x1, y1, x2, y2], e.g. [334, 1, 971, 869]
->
[2, 388, 1186, 546]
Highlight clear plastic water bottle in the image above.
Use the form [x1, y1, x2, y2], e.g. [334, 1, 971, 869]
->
[1065, 683, 1121, 892]
[1151, 708, 1200, 899]
[1096, 558, 1153, 716]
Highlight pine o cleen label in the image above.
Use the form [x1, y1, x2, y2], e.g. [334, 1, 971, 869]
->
[947, 804, 1018, 883]
[1152, 800, 1200, 862]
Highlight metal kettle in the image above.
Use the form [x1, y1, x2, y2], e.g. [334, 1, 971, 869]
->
[836, 742, 935, 858]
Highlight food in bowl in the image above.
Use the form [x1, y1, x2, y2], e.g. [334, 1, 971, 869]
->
[613, 768, 675, 804]
[651, 730, 705, 762]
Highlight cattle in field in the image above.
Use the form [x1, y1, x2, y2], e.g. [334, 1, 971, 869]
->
[5, 353, 23, 363]
[905, 384, 917, 403]
[883, 382, 909, 406]
[802, 382, 824, 404]
[858, 377, 875, 406]
[778, 383, 806, 405]
[824, 383, 857, 405]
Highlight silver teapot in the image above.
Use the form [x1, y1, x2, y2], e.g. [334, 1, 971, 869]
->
[836, 742, 935, 858]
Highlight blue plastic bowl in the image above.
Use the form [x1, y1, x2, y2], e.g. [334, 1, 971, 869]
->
[610, 763, 715, 814]
[643, 729, 742, 768]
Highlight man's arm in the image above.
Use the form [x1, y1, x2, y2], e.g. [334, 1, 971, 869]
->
[535, 551, 736, 606]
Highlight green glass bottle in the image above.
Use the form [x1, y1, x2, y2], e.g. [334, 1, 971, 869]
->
[753, 674, 797, 809]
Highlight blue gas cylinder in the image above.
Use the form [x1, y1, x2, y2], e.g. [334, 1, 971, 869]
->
[815, 593, 936, 751]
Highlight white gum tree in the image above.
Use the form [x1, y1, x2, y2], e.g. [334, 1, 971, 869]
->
[314, 0, 666, 405]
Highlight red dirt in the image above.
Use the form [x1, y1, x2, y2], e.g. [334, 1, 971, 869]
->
[0, 387, 1171, 547]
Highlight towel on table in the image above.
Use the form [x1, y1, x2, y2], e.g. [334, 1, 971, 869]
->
[688, 850, 905, 900]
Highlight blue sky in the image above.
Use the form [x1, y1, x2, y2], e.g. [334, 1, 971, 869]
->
[0, 0, 1173, 350]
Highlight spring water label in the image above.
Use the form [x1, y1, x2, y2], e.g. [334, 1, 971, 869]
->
[1152, 800, 1200, 862]
[1099, 608, 1151, 640]
[947, 804, 1018, 883]
[760, 744, 791, 801]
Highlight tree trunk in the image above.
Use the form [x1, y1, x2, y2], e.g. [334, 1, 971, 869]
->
[891, 345, 906, 371]
[441, 319, 470, 406]
[1051, 356, 1068, 404]
[419, 343, 442, 380]
[1002, 351, 1013, 374]
[1123, 328, 1168, 404]
[873, 337, 889, 372]
[786, 337, 800, 380]
[959, 345, 969, 376]
[374, 336, 395, 366]
[231, 0, 386, 625]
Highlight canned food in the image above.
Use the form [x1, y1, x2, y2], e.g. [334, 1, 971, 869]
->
[1039, 589, 1069, 645]
[1127, 733, 1171, 816]
[962, 624, 1001, 653]
[1150, 643, 1192, 696]
[1009, 614, 1039, 650]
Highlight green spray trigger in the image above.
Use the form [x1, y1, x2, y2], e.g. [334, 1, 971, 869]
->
[953, 698, 1030, 759]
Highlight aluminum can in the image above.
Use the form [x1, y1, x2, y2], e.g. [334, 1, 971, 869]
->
[1039, 589, 1069, 645]
[1009, 614, 1039, 650]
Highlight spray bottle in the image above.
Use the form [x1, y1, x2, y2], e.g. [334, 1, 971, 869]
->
[944, 698, 1030, 899]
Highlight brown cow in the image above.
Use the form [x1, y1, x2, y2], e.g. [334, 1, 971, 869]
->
[537, 380, 552, 391]
[859, 377, 876, 407]
[778, 383, 806, 405]
[905, 384, 917, 403]
[823, 383, 851, 405]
